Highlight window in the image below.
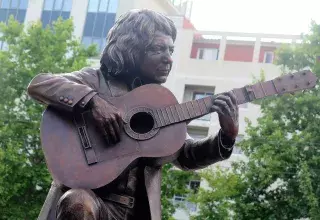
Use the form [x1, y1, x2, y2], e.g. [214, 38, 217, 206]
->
[0, 40, 8, 50]
[193, 92, 214, 121]
[172, 179, 200, 213]
[108, 0, 118, 13]
[197, 48, 219, 60]
[264, 51, 274, 63]
[188, 180, 200, 212]
[185, 201, 197, 212]
[88, 0, 99, 12]
[189, 180, 200, 193]
[173, 195, 197, 212]
[173, 195, 185, 202]
[11, 0, 18, 8]
[1, 0, 9, 8]
[41, 0, 72, 28]
[0, 0, 28, 23]
[82, 0, 118, 53]
[0, 0, 29, 50]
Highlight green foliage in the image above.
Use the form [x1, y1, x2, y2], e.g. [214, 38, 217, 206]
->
[252, 69, 266, 84]
[0, 16, 97, 219]
[161, 164, 199, 220]
[274, 21, 320, 73]
[190, 21, 320, 220]
[190, 168, 245, 220]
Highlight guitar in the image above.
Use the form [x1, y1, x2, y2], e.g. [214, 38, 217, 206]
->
[40, 70, 318, 189]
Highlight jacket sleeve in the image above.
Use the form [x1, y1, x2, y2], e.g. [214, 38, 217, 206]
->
[27, 69, 98, 112]
[173, 129, 235, 170]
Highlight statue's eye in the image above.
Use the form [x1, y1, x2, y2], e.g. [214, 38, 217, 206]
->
[169, 48, 174, 55]
[151, 46, 162, 53]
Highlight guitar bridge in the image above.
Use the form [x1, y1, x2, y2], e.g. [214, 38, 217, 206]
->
[74, 113, 98, 165]
[79, 126, 91, 149]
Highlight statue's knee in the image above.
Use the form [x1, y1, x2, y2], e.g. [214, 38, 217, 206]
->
[56, 189, 100, 220]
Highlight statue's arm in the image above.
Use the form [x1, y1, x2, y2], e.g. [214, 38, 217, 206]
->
[173, 130, 235, 170]
[27, 70, 98, 112]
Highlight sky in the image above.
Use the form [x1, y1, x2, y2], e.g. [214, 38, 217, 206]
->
[190, 0, 320, 35]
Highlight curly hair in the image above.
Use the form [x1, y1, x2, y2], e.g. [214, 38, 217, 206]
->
[100, 9, 177, 76]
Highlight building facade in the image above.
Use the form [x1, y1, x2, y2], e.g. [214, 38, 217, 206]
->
[167, 28, 300, 219]
[0, 0, 301, 219]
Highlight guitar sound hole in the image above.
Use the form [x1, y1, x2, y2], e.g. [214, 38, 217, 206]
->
[130, 112, 154, 134]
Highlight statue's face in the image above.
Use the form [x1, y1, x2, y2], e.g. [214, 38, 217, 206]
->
[139, 31, 174, 84]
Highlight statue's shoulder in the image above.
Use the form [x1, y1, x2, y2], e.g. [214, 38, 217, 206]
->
[69, 67, 103, 90]
[78, 67, 100, 78]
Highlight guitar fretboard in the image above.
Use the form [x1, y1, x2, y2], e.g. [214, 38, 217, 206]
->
[152, 96, 213, 128]
[152, 78, 289, 129]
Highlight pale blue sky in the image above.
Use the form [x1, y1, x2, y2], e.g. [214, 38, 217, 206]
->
[190, 0, 320, 35]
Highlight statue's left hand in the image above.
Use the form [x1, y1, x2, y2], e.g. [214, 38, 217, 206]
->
[211, 91, 239, 140]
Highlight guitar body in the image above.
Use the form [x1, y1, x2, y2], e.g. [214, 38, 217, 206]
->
[40, 84, 187, 189]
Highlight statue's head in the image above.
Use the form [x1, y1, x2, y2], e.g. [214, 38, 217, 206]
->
[100, 9, 177, 84]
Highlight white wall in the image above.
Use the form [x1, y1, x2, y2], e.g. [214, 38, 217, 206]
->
[70, 0, 89, 40]
[116, 0, 135, 19]
[24, 0, 44, 26]
[134, 0, 179, 15]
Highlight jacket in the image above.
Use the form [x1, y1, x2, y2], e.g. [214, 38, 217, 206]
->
[27, 67, 235, 220]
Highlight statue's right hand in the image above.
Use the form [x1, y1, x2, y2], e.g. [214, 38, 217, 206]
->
[90, 95, 123, 144]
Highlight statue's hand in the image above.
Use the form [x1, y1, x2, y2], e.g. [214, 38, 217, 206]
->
[211, 91, 239, 140]
[90, 95, 123, 144]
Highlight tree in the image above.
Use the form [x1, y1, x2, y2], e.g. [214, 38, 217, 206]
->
[0, 16, 97, 219]
[190, 21, 320, 220]
[161, 164, 199, 220]
[189, 167, 245, 220]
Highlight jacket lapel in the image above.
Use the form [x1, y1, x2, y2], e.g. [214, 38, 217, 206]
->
[144, 166, 162, 220]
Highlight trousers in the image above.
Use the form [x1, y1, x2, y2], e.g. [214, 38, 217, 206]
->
[55, 166, 150, 220]
[56, 189, 135, 220]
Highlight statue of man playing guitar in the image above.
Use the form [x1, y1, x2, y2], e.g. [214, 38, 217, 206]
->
[27, 9, 239, 220]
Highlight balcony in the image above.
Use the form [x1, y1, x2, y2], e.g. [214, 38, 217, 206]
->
[176, 59, 283, 82]
[172, 29, 301, 83]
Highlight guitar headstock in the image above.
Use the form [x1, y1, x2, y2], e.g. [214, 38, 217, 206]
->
[272, 70, 318, 94]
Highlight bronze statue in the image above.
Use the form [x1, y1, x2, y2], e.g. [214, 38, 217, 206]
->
[27, 9, 239, 220]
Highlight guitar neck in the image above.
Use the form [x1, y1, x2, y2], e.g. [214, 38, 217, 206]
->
[152, 78, 295, 129]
